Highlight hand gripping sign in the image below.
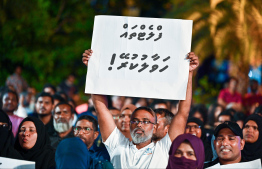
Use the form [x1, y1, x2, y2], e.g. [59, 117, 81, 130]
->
[85, 15, 193, 100]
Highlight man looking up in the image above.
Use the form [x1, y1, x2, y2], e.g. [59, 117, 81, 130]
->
[82, 49, 199, 168]
[152, 108, 174, 142]
[49, 102, 75, 149]
[74, 115, 110, 161]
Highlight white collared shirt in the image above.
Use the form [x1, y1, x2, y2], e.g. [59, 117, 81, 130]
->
[104, 127, 171, 168]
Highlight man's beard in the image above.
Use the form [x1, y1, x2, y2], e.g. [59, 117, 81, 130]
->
[131, 127, 153, 144]
[53, 118, 73, 133]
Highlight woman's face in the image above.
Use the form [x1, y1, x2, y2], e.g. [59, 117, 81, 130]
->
[185, 122, 202, 138]
[243, 120, 259, 143]
[174, 142, 197, 161]
[19, 121, 37, 150]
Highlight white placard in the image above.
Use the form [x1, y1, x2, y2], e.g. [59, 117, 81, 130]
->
[206, 159, 261, 169]
[0, 157, 35, 169]
[85, 15, 193, 100]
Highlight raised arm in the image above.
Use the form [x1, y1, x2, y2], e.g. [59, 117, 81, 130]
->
[91, 94, 116, 142]
[82, 49, 116, 141]
[168, 52, 199, 142]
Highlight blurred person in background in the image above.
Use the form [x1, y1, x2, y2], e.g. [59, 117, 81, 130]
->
[6, 66, 28, 95]
[118, 104, 137, 141]
[111, 96, 125, 110]
[254, 105, 262, 117]
[57, 74, 79, 102]
[218, 77, 243, 111]
[52, 93, 66, 108]
[42, 84, 56, 96]
[243, 79, 262, 115]
[185, 117, 213, 161]
[152, 108, 174, 142]
[234, 112, 246, 128]
[206, 103, 223, 130]
[150, 99, 168, 110]
[132, 97, 148, 107]
[109, 107, 121, 126]
[49, 102, 75, 149]
[1, 89, 23, 137]
[214, 110, 234, 128]
[170, 100, 179, 115]
[189, 104, 207, 125]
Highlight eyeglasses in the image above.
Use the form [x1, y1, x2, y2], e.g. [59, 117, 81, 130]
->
[0, 123, 10, 130]
[74, 127, 93, 134]
[185, 125, 201, 130]
[244, 125, 258, 131]
[130, 120, 155, 125]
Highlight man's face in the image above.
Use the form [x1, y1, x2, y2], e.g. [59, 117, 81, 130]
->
[214, 128, 244, 164]
[118, 109, 132, 132]
[152, 114, 168, 141]
[2, 93, 18, 113]
[193, 112, 204, 122]
[130, 110, 156, 144]
[74, 119, 99, 149]
[35, 96, 53, 115]
[185, 122, 202, 138]
[243, 120, 259, 144]
[53, 104, 74, 133]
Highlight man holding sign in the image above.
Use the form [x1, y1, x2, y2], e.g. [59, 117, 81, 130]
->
[82, 49, 199, 168]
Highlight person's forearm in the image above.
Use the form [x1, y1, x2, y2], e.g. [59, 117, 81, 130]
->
[168, 72, 192, 142]
[91, 94, 116, 141]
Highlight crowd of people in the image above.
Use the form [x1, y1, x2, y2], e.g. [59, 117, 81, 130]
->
[0, 50, 262, 169]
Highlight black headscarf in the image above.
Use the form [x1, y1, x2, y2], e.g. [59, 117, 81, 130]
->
[187, 117, 213, 162]
[0, 109, 23, 159]
[242, 114, 262, 162]
[14, 117, 56, 169]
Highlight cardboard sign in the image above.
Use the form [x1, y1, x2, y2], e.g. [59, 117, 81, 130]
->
[0, 157, 35, 169]
[85, 15, 192, 100]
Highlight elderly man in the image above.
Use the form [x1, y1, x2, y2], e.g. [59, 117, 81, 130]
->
[82, 49, 199, 168]
[74, 115, 110, 161]
[152, 108, 174, 142]
[49, 102, 75, 149]
[204, 121, 246, 168]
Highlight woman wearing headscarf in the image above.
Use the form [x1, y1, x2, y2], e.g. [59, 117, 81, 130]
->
[185, 117, 213, 162]
[167, 133, 205, 169]
[242, 114, 262, 163]
[14, 117, 56, 169]
[0, 109, 23, 159]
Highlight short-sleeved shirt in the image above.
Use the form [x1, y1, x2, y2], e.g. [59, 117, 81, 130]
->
[104, 127, 171, 169]
[218, 89, 242, 104]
